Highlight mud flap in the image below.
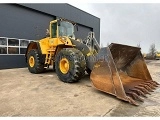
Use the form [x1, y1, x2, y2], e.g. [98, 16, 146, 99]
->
[90, 43, 159, 105]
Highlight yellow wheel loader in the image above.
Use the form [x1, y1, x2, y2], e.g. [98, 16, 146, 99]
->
[25, 18, 159, 105]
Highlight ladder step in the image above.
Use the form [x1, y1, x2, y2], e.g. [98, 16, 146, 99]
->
[45, 50, 54, 65]
[47, 49, 56, 52]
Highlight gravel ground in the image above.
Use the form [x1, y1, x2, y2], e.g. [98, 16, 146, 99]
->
[0, 60, 159, 116]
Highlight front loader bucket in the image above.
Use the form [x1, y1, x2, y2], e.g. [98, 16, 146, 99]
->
[90, 43, 159, 105]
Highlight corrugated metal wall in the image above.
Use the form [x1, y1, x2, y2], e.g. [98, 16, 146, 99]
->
[0, 55, 26, 69]
[0, 4, 55, 40]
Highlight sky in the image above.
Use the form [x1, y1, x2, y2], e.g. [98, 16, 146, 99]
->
[70, 3, 160, 53]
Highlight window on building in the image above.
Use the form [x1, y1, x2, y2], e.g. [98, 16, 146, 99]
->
[8, 38, 19, 54]
[0, 47, 7, 54]
[0, 37, 33, 55]
[8, 38, 19, 46]
[20, 39, 29, 54]
[20, 48, 27, 54]
[0, 37, 7, 54]
[20, 40, 29, 47]
[8, 47, 19, 54]
[0, 38, 7, 45]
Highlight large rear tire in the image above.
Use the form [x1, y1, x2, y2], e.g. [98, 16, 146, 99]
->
[27, 49, 45, 73]
[55, 48, 86, 83]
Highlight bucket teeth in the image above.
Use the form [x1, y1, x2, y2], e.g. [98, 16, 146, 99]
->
[154, 81, 160, 85]
[139, 84, 154, 92]
[134, 86, 151, 95]
[152, 81, 159, 86]
[127, 80, 159, 104]
[127, 96, 139, 106]
[127, 92, 144, 102]
[146, 81, 159, 86]
[153, 84, 159, 87]
[148, 81, 159, 87]
[147, 82, 158, 87]
[130, 88, 147, 98]
[143, 82, 156, 89]
[148, 83, 156, 89]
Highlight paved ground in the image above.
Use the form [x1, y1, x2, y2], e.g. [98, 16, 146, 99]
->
[0, 60, 160, 116]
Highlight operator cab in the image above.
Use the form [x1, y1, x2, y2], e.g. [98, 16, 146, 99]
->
[50, 19, 76, 39]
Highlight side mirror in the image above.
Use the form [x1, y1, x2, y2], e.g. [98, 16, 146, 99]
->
[46, 29, 50, 37]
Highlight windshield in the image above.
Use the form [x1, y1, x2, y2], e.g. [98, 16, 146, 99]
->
[59, 21, 75, 38]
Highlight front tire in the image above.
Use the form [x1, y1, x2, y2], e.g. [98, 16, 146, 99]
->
[55, 48, 86, 83]
[27, 49, 45, 73]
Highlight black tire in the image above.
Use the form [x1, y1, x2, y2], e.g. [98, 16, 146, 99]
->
[27, 49, 45, 74]
[55, 48, 86, 83]
[53, 62, 56, 72]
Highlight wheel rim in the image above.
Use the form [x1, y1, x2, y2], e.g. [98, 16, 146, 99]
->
[29, 56, 35, 67]
[60, 58, 69, 74]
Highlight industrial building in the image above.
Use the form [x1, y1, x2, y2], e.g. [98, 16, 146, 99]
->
[0, 4, 100, 69]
